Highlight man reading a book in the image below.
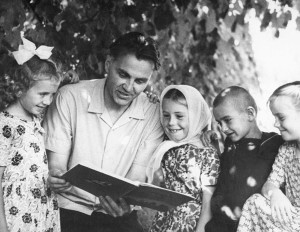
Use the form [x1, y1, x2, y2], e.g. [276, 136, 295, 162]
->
[43, 32, 164, 232]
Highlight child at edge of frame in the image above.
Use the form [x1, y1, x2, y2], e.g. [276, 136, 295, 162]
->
[0, 35, 78, 232]
[202, 85, 284, 232]
[237, 81, 300, 232]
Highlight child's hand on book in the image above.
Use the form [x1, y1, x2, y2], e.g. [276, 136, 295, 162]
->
[48, 169, 72, 193]
[99, 196, 132, 217]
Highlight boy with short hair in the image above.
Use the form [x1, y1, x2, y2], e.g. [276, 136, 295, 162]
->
[204, 86, 284, 232]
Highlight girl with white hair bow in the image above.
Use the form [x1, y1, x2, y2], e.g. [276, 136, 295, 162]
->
[0, 36, 62, 232]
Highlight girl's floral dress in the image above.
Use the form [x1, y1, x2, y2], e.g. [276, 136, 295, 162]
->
[237, 142, 300, 232]
[150, 144, 220, 232]
[0, 111, 60, 232]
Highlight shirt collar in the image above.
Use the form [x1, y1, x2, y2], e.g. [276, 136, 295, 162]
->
[87, 78, 145, 120]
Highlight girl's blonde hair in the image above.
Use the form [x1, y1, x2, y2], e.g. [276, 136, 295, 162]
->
[0, 55, 63, 110]
[268, 81, 300, 111]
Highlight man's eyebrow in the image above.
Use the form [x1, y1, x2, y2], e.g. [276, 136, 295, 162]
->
[118, 67, 150, 80]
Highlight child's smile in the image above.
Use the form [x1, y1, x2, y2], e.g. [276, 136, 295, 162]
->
[270, 95, 300, 142]
[162, 98, 189, 142]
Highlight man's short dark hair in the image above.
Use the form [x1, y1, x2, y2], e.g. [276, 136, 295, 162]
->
[213, 86, 257, 112]
[109, 32, 160, 71]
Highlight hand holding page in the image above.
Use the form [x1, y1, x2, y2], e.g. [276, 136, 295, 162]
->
[62, 164, 195, 211]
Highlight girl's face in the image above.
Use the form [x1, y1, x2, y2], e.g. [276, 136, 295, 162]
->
[162, 98, 189, 142]
[19, 78, 60, 116]
[270, 95, 300, 142]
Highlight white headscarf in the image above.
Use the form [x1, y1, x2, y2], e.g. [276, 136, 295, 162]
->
[146, 85, 212, 183]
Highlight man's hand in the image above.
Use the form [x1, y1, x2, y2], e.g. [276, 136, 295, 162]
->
[200, 130, 218, 147]
[145, 91, 160, 104]
[99, 196, 131, 217]
[48, 169, 72, 193]
[200, 130, 221, 154]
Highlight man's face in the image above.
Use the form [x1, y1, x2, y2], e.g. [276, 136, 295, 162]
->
[213, 100, 252, 142]
[104, 54, 154, 108]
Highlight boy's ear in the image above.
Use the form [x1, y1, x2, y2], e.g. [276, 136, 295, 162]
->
[246, 106, 257, 121]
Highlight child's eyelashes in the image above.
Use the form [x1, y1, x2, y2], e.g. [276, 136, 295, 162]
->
[162, 114, 185, 120]
[224, 118, 232, 123]
[216, 118, 232, 127]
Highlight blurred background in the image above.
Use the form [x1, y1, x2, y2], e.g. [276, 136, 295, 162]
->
[1, 0, 300, 228]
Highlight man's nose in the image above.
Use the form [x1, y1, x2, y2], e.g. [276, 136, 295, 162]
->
[123, 80, 134, 92]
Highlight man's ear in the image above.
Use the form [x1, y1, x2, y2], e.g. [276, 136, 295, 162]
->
[105, 55, 113, 73]
[246, 106, 257, 121]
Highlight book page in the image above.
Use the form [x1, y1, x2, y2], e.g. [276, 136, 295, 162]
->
[125, 183, 195, 211]
[62, 164, 139, 200]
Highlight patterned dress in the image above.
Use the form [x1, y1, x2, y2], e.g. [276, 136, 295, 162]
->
[237, 142, 300, 232]
[0, 111, 60, 232]
[150, 144, 220, 232]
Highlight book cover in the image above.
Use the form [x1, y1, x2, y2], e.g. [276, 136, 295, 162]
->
[62, 164, 195, 211]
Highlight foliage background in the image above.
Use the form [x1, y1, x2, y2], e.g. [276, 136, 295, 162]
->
[1, 0, 300, 229]
[1, 0, 299, 108]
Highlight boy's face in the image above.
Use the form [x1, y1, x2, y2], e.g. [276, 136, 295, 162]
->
[104, 54, 154, 109]
[213, 99, 252, 142]
[270, 95, 300, 142]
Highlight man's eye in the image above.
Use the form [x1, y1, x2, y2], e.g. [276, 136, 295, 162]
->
[136, 80, 145, 84]
[119, 72, 126, 78]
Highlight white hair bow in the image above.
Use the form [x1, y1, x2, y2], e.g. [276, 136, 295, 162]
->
[12, 37, 54, 65]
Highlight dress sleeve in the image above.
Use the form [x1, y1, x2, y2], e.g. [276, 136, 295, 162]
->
[200, 147, 220, 186]
[0, 119, 13, 166]
[266, 143, 287, 188]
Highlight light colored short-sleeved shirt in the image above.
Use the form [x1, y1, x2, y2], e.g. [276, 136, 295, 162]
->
[43, 79, 164, 214]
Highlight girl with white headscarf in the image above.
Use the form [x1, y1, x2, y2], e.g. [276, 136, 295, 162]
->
[146, 85, 220, 232]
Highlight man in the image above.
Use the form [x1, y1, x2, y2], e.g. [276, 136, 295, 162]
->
[43, 32, 164, 232]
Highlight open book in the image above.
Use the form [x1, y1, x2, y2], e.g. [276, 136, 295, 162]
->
[62, 164, 195, 211]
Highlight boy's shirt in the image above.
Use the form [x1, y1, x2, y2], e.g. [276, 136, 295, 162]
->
[211, 132, 284, 220]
